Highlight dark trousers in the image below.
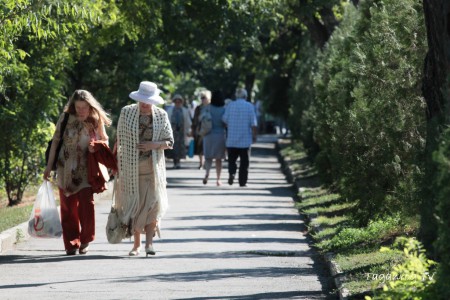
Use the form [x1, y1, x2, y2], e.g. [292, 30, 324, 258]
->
[227, 147, 250, 186]
[59, 187, 95, 251]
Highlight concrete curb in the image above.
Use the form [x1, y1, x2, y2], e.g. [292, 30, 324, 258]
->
[0, 222, 30, 255]
[325, 253, 351, 300]
[276, 139, 351, 300]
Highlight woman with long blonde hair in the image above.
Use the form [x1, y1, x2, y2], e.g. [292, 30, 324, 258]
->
[43, 89, 111, 255]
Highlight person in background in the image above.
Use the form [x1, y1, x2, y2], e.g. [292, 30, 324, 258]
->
[43, 89, 111, 255]
[202, 90, 226, 186]
[115, 81, 173, 256]
[222, 88, 257, 187]
[163, 100, 174, 119]
[167, 94, 192, 169]
[254, 99, 265, 133]
[191, 90, 211, 169]
[189, 98, 199, 120]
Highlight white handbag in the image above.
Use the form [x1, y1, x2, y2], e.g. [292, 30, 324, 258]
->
[105, 179, 128, 244]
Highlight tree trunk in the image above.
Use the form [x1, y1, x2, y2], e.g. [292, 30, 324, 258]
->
[298, 1, 338, 49]
[421, 2, 450, 295]
[420, 0, 450, 256]
[245, 73, 255, 103]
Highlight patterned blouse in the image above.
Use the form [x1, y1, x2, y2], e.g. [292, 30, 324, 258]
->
[54, 114, 108, 196]
[139, 114, 153, 161]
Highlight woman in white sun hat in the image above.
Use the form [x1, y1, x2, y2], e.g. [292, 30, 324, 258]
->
[115, 81, 174, 256]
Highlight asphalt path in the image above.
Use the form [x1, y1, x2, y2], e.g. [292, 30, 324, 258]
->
[0, 135, 336, 299]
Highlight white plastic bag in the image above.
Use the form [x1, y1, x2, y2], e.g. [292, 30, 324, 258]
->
[28, 180, 62, 238]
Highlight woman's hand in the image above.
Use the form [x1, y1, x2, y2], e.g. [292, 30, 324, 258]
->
[43, 167, 52, 181]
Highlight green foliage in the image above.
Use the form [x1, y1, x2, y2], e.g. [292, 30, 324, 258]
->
[0, 0, 104, 91]
[157, 0, 284, 98]
[0, 0, 112, 205]
[312, 3, 359, 186]
[263, 0, 342, 119]
[367, 237, 437, 300]
[287, 39, 319, 151]
[311, 0, 427, 224]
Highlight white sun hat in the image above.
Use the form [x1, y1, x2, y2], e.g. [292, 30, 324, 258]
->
[129, 81, 164, 105]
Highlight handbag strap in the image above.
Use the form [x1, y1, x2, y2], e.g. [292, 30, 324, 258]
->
[53, 112, 70, 164]
[111, 176, 117, 206]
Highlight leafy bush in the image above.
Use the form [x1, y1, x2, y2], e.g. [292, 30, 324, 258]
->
[0, 1, 106, 205]
[312, 0, 427, 224]
[367, 237, 437, 300]
[288, 39, 320, 153]
[312, 3, 359, 187]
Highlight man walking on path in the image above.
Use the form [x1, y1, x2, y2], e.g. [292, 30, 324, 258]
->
[222, 87, 258, 187]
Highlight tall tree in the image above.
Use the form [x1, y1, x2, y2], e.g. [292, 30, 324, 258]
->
[420, 0, 450, 253]
[421, 0, 450, 296]
[0, 0, 113, 205]
[262, 0, 340, 122]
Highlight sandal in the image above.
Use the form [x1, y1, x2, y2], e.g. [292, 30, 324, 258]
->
[145, 245, 156, 257]
[129, 247, 141, 256]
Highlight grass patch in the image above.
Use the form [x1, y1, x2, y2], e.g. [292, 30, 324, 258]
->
[280, 139, 422, 298]
[316, 216, 405, 253]
[279, 141, 318, 178]
[311, 227, 340, 240]
[344, 279, 377, 299]
[291, 165, 318, 179]
[336, 250, 404, 273]
[296, 193, 341, 209]
[300, 188, 327, 199]
[303, 202, 355, 215]
[279, 141, 307, 160]
[311, 215, 350, 228]
[0, 204, 33, 233]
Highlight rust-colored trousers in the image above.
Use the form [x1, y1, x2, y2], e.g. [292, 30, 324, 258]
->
[59, 187, 95, 251]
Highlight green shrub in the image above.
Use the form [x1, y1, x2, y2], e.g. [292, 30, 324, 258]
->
[367, 237, 437, 300]
[312, 0, 427, 224]
[288, 39, 320, 153]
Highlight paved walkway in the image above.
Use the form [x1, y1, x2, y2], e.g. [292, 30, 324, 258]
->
[0, 135, 336, 299]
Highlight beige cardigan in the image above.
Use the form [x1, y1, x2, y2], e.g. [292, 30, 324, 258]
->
[115, 104, 173, 226]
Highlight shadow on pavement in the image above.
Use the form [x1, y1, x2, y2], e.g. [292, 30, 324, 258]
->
[0, 254, 125, 265]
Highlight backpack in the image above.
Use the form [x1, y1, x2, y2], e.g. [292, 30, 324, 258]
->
[197, 105, 212, 136]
